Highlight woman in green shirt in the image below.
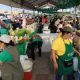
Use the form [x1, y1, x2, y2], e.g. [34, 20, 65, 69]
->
[0, 34, 23, 80]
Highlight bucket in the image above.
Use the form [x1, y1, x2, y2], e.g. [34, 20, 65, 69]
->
[24, 72, 32, 80]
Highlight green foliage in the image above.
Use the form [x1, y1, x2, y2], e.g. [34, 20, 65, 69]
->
[14, 29, 31, 37]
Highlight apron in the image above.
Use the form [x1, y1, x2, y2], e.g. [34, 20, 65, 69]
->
[17, 40, 27, 55]
[0, 46, 24, 80]
[57, 41, 74, 75]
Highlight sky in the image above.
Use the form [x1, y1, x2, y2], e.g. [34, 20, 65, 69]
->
[0, 4, 34, 13]
[0, 4, 11, 10]
[0, 4, 25, 13]
[0, 4, 23, 11]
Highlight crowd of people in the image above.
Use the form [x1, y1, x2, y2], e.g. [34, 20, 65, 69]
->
[0, 14, 80, 80]
[0, 14, 49, 80]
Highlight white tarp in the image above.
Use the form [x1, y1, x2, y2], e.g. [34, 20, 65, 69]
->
[38, 33, 58, 52]
[0, 0, 34, 9]
[20, 55, 33, 72]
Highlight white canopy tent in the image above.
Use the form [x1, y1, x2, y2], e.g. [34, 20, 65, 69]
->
[0, 0, 36, 10]
[0, 0, 27, 9]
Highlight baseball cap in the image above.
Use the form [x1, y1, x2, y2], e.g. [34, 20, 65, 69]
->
[60, 27, 73, 34]
[0, 34, 12, 43]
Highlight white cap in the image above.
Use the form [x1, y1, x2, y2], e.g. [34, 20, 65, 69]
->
[0, 34, 12, 43]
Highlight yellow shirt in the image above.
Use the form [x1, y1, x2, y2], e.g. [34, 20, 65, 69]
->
[52, 36, 72, 56]
[57, 32, 62, 38]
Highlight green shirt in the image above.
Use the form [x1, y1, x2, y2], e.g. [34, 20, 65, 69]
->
[0, 28, 8, 35]
[33, 37, 42, 42]
[29, 29, 42, 42]
[0, 50, 12, 62]
[17, 40, 27, 55]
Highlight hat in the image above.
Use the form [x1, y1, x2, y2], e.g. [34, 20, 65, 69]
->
[0, 34, 12, 43]
[76, 30, 80, 36]
[60, 27, 73, 33]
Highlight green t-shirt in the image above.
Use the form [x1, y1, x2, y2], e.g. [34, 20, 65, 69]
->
[29, 29, 42, 42]
[32, 37, 42, 42]
[17, 40, 27, 55]
[0, 29, 8, 35]
[0, 50, 12, 62]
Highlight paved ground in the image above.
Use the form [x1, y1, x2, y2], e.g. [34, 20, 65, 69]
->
[31, 52, 54, 80]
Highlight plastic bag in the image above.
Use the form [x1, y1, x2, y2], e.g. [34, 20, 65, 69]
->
[20, 55, 33, 72]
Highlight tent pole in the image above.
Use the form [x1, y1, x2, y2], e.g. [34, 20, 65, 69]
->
[38, 11, 39, 16]
[22, 8, 25, 15]
[62, 8, 64, 16]
[33, 10, 35, 16]
[74, 6, 77, 18]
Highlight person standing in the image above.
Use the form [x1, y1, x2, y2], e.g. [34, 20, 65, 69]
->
[0, 34, 24, 80]
[51, 27, 74, 80]
[27, 33, 43, 60]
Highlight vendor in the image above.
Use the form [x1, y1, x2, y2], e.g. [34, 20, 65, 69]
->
[51, 27, 74, 80]
[0, 34, 23, 80]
